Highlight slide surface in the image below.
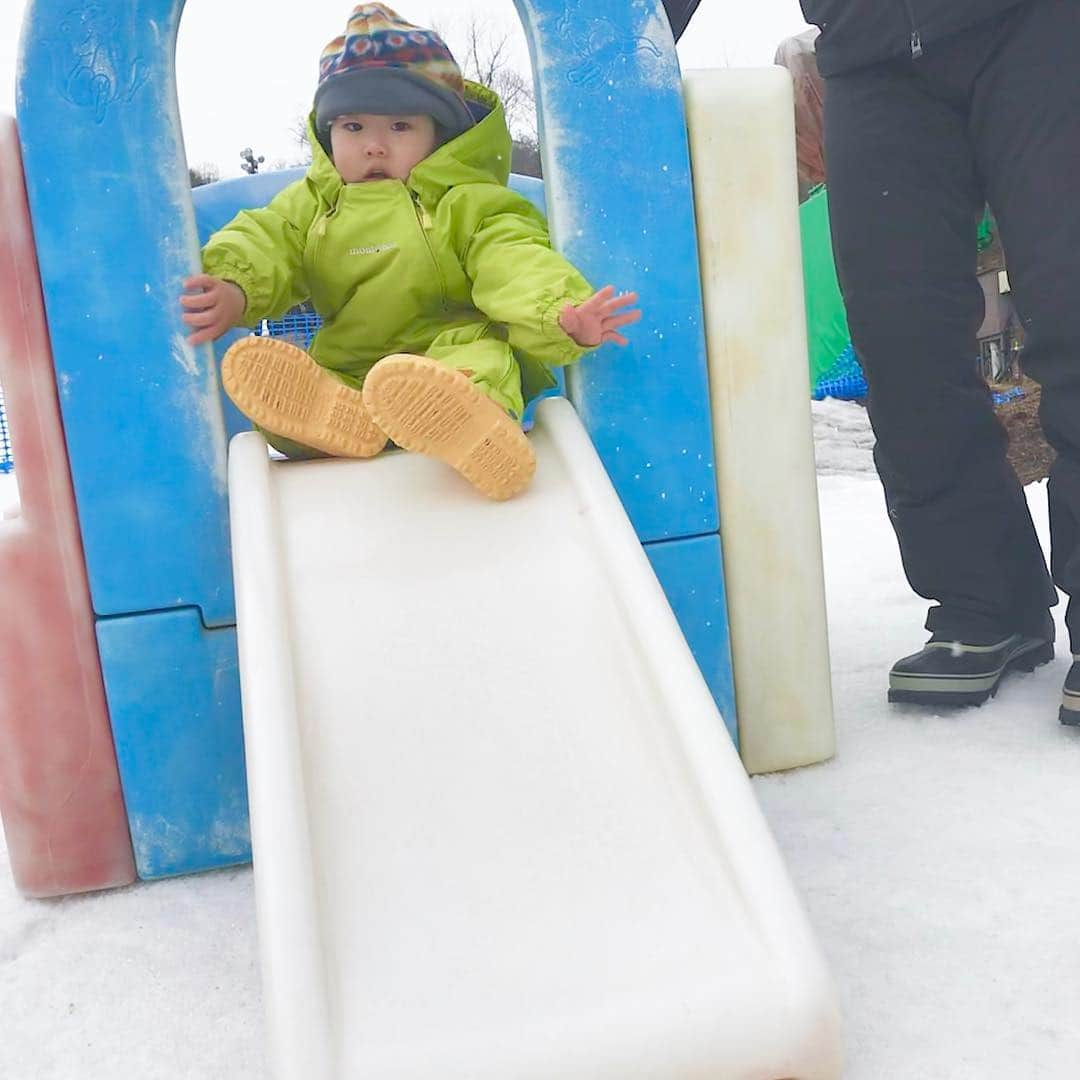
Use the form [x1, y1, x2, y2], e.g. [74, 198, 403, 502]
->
[228, 398, 841, 1079]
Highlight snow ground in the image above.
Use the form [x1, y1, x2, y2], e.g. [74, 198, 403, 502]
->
[3, 399, 1079, 1079]
[0, 472, 18, 517]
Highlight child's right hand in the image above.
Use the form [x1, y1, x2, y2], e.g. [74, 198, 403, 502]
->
[558, 285, 641, 348]
[180, 274, 247, 345]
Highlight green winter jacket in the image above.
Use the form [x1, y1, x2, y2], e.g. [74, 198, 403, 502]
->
[202, 83, 594, 403]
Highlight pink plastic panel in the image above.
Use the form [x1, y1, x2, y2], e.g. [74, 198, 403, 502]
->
[0, 114, 136, 897]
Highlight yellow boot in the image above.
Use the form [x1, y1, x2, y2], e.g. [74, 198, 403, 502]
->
[221, 336, 387, 458]
[362, 353, 536, 500]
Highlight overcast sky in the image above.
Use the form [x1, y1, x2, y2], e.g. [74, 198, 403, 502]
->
[2, 1, 810, 177]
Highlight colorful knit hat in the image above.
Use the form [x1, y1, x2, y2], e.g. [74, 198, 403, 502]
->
[314, 4, 474, 145]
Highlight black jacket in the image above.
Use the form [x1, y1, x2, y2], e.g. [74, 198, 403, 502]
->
[799, 0, 1027, 75]
[661, 0, 702, 41]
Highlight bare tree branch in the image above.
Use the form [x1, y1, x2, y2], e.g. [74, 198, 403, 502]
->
[439, 14, 537, 142]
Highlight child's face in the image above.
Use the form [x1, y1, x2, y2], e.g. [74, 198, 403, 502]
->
[329, 113, 438, 183]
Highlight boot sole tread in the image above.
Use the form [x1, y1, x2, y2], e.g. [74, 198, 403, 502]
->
[222, 337, 387, 458]
[362, 354, 535, 501]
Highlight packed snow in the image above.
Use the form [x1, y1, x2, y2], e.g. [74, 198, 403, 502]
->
[0, 472, 17, 517]
[2, 398, 1079, 1078]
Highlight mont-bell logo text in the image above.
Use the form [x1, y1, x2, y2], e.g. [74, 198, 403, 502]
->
[348, 243, 398, 256]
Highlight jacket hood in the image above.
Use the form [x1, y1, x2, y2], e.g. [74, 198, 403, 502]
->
[304, 81, 512, 209]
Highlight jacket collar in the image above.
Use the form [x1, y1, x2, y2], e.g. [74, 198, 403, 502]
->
[303, 81, 512, 210]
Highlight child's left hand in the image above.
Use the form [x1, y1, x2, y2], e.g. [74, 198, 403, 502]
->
[559, 286, 641, 347]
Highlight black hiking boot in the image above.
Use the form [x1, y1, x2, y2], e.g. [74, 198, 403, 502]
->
[1060, 657, 1080, 726]
[888, 632, 1055, 707]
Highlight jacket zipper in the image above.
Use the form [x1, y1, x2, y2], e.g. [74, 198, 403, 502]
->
[309, 202, 337, 267]
[900, 0, 923, 58]
[412, 192, 448, 311]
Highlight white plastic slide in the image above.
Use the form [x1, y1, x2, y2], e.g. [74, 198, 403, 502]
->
[228, 397, 842, 1079]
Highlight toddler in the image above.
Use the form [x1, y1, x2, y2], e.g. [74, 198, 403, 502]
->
[180, 3, 638, 499]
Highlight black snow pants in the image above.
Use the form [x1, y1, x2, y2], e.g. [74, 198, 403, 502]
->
[824, 0, 1080, 648]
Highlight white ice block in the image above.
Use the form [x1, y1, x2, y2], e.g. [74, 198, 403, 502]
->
[228, 398, 841, 1079]
[684, 68, 836, 775]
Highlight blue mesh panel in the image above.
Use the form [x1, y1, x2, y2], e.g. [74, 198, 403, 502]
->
[0, 384, 12, 474]
[991, 385, 1025, 406]
[255, 311, 323, 348]
[812, 343, 868, 401]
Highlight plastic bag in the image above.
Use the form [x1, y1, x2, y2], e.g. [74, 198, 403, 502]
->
[774, 29, 826, 198]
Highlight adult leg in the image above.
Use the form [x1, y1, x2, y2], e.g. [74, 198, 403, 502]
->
[825, 59, 1055, 646]
[970, 0, 1080, 651]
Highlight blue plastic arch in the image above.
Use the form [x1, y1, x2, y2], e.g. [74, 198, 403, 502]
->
[16, 0, 734, 878]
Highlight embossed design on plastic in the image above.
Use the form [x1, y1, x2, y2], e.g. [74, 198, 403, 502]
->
[556, 3, 662, 87]
[48, 6, 149, 122]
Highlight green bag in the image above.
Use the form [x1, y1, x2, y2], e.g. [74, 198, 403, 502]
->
[799, 185, 851, 389]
